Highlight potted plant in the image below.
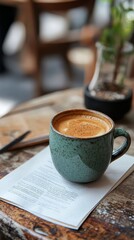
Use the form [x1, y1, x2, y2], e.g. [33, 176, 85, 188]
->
[84, 0, 134, 120]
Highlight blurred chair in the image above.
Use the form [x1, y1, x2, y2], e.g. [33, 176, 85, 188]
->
[67, 25, 101, 86]
[0, 0, 98, 96]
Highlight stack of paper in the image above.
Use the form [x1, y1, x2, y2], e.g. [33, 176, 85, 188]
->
[0, 147, 133, 229]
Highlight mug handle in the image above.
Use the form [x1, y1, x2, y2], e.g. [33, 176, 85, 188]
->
[111, 128, 131, 162]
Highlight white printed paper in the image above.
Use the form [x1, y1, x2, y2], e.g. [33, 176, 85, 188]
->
[0, 146, 133, 229]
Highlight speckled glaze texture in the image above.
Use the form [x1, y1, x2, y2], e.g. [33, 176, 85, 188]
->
[49, 109, 131, 183]
[50, 127, 113, 183]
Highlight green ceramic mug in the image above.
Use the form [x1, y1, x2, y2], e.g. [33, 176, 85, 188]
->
[49, 109, 131, 183]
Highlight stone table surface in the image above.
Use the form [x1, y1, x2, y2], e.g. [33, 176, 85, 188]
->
[0, 87, 134, 240]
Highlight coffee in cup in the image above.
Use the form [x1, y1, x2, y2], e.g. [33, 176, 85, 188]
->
[50, 109, 131, 183]
[54, 111, 111, 138]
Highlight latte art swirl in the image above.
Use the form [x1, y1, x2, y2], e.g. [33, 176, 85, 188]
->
[55, 114, 110, 138]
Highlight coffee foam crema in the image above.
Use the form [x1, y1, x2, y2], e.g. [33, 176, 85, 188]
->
[54, 113, 111, 138]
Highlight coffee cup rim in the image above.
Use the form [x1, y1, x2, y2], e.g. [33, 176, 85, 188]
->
[51, 108, 114, 139]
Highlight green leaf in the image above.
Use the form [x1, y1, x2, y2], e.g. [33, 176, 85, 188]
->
[100, 0, 134, 48]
